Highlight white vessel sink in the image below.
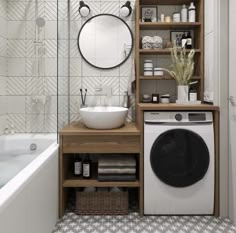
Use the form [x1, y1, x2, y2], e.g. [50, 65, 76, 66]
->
[80, 106, 128, 129]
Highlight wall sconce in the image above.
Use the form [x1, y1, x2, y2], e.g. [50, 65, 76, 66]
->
[79, 1, 90, 17]
[120, 1, 132, 17]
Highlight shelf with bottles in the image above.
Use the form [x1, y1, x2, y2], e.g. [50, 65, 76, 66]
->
[139, 1, 200, 24]
[63, 153, 139, 188]
[139, 22, 201, 30]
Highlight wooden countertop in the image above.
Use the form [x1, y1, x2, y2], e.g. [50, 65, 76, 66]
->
[59, 122, 140, 136]
[138, 103, 219, 111]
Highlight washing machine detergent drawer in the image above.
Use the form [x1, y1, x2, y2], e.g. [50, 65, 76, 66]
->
[144, 122, 215, 215]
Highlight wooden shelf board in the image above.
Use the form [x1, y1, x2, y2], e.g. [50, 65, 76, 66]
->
[139, 22, 201, 29]
[139, 49, 201, 54]
[60, 122, 140, 136]
[139, 76, 201, 80]
[63, 179, 140, 188]
[140, 0, 196, 5]
[138, 103, 219, 111]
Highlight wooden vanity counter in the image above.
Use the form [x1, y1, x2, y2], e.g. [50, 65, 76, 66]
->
[59, 122, 142, 217]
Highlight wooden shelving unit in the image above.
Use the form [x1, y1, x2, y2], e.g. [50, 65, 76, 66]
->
[139, 49, 201, 54]
[59, 123, 142, 217]
[140, 75, 201, 80]
[139, 22, 201, 29]
[136, 0, 204, 103]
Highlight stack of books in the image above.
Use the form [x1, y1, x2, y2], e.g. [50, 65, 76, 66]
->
[97, 156, 136, 181]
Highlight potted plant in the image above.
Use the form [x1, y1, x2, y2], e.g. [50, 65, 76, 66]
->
[163, 47, 195, 102]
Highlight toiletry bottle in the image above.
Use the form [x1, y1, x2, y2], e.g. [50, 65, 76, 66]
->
[189, 87, 197, 101]
[181, 33, 187, 48]
[74, 154, 82, 176]
[83, 155, 91, 179]
[4, 124, 9, 135]
[181, 4, 188, 22]
[186, 32, 192, 49]
[188, 2, 196, 22]
[10, 125, 15, 135]
[123, 91, 130, 108]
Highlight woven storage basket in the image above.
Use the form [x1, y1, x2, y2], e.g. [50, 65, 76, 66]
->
[76, 191, 128, 215]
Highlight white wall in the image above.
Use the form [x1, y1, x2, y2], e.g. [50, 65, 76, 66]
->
[229, 0, 236, 223]
[204, 0, 229, 217]
[0, 0, 7, 135]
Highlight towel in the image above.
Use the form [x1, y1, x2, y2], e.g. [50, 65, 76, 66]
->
[98, 156, 136, 167]
[98, 167, 136, 175]
[97, 175, 136, 182]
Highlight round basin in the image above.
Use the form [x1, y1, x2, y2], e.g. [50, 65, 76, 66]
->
[80, 106, 128, 129]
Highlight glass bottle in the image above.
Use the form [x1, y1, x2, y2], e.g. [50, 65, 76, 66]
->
[74, 154, 82, 176]
[83, 155, 91, 179]
[186, 32, 192, 49]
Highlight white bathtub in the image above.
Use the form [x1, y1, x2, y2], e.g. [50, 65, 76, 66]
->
[0, 134, 59, 233]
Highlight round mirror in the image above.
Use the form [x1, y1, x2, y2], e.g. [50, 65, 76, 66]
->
[78, 14, 133, 69]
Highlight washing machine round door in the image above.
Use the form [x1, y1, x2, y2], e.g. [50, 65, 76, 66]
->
[150, 129, 210, 187]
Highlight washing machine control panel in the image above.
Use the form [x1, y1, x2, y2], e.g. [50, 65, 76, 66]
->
[175, 114, 182, 121]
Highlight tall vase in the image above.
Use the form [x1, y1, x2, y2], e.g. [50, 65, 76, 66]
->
[177, 85, 189, 102]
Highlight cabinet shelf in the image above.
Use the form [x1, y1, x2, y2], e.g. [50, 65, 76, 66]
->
[63, 179, 140, 188]
[139, 22, 201, 30]
[139, 49, 201, 55]
[140, 76, 201, 80]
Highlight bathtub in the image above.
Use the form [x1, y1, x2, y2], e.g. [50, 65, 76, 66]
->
[0, 134, 59, 233]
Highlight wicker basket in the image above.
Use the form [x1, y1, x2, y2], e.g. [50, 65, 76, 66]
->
[76, 191, 128, 215]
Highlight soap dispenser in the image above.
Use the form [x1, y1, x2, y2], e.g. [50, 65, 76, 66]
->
[188, 2, 196, 22]
[122, 91, 130, 108]
[181, 4, 188, 22]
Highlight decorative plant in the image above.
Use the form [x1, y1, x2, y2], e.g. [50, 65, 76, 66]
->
[163, 47, 195, 85]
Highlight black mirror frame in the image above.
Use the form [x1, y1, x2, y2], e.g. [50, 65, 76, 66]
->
[77, 14, 134, 70]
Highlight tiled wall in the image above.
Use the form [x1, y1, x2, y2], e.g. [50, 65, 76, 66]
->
[0, 0, 7, 135]
[4, 0, 58, 133]
[64, 0, 136, 124]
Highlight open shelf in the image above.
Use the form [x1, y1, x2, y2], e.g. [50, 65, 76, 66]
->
[139, 49, 201, 54]
[140, 76, 201, 80]
[139, 22, 201, 30]
[140, 0, 196, 5]
[63, 179, 140, 188]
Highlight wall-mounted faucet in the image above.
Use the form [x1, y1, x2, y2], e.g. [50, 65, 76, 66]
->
[95, 86, 112, 106]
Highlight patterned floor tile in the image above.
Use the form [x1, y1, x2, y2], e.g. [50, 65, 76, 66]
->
[53, 212, 236, 233]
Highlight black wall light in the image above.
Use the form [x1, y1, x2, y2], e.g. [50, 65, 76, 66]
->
[79, 1, 90, 17]
[120, 1, 132, 17]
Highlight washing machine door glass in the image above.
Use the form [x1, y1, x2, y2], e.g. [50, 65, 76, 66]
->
[150, 129, 210, 187]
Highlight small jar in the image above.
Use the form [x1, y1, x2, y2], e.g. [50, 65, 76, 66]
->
[173, 12, 181, 22]
[154, 68, 164, 76]
[165, 16, 172, 22]
[142, 94, 152, 103]
[144, 68, 153, 76]
[160, 94, 170, 103]
[144, 60, 153, 68]
[189, 89, 197, 101]
[160, 14, 165, 22]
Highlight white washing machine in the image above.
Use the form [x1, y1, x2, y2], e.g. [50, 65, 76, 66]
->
[144, 111, 215, 215]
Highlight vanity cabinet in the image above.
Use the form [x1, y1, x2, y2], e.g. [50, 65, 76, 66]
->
[135, 0, 204, 103]
[59, 123, 142, 217]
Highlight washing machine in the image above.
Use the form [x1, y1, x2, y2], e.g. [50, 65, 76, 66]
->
[144, 111, 215, 215]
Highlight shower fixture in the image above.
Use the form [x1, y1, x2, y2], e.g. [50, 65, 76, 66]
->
[36, 17, 45, 27]
[120, 1, 132, 17]
[78, 1, 90, 17]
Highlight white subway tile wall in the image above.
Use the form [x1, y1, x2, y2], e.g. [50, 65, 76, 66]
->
[58, 0, 137, 128]
[0, 0, 7, 135]
[4, 0, 58, 133]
